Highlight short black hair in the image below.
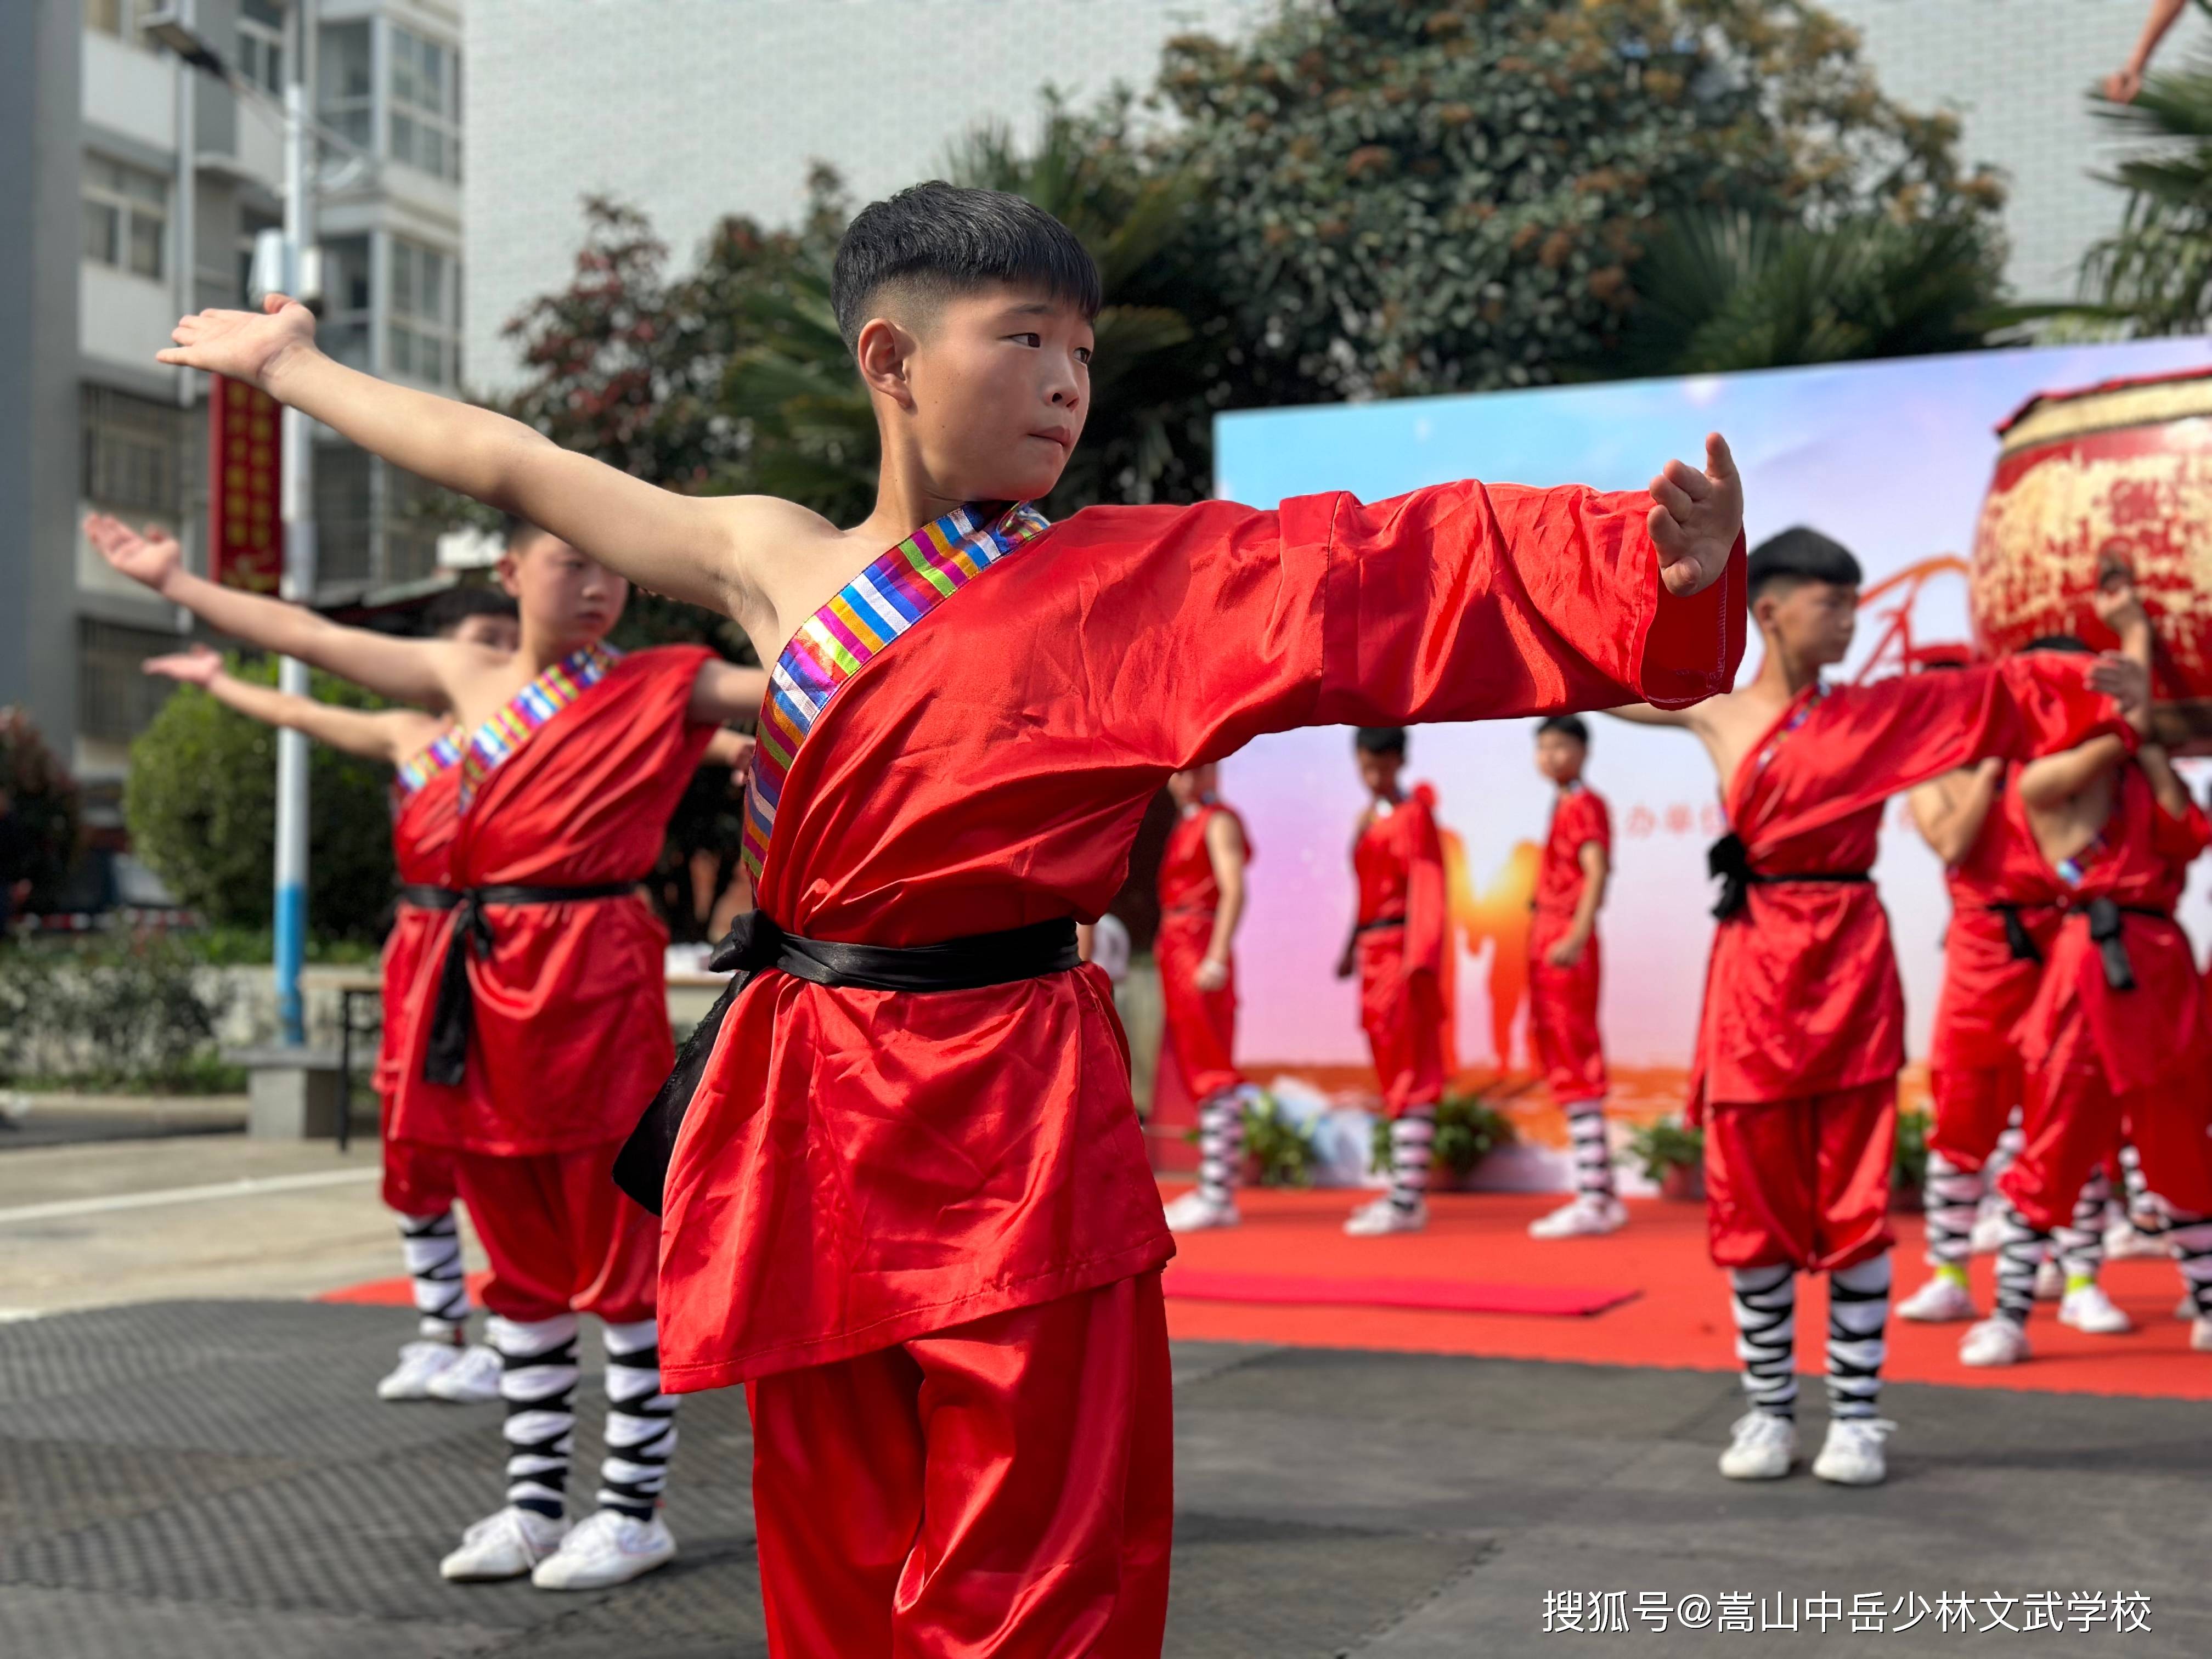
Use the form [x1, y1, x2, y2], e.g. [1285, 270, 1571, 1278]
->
[1355, 727, 1408, 757]
[2022, 634, 2094, 655]
[831, 182, 1102, 351]
[422, 584, 519, 638]
[1748, 527, 1863, 605]
[500, 512, 555, 556]
[1537, 715, 1590, 747]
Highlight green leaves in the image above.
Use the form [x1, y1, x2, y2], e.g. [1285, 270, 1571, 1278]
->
[2078, 54, 2212, 335]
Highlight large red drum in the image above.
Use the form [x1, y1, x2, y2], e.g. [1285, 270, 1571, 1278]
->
[1972, 366, 2212, 703]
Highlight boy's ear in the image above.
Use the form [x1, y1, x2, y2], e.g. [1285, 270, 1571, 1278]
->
[495, 552, 523, 600]
[855, 316, 918, 410]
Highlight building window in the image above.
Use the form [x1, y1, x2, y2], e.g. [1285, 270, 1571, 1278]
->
[388, 238, 460, 386]
[80, 620, 184, 745]
[314, 442, 375, 588]
[318, 20, 373, 151]
[320, 234, 372, 370]
[82, 387, 187, 517]
[236, 0, 285, 94]
[84, 0, 156, 39]
[390, 27, 461, 181]
[82, 156, 168, 281]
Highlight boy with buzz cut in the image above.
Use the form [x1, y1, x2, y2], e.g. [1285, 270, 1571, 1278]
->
[87, 510, 766, 1594]
[154, 179, 1749, 1652]
[1525, 714, 1623, 1240]
[1614, 527, 2141, 1491]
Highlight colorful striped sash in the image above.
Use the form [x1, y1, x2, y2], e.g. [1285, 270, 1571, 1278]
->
[459, 642, 624, 808]
[742, 501, 1051, 878]
[393, 728, 465, 798]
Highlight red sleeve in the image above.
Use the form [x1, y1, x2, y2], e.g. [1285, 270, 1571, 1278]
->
[1575, 792, 1611, 856]
[1403, 788, 1449, 981]
[2152, 795, 2212, 868]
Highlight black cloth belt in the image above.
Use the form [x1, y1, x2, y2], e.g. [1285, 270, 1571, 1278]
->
[611, 911, 1082, 1215]
[1706, 833, 1871, 921]
[421, 882, 640, 1087]
[396, 883, 460, 910]
[1985, 902, 2047, 966]
[1355, 916, 1407, 934]
[2077, 897, 2170, 994]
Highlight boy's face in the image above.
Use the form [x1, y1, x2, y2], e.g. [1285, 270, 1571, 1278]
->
[498, 535, 628, 644]
[1356, 748, 1403, 798]
[1534, 730, 1585, 785]
[443, 613, 521, 653]
[1756, 579, 1858, 669]
[897, 284, 1092, 504]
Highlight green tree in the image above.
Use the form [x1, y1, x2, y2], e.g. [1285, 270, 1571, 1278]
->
[1148, 0, 2006, 399]
[2081, 7, 2212, 334]
[0, 707, 84, 915]
[124, 657, 396, 940]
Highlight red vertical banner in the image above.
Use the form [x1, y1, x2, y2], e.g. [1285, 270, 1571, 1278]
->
[207, 375, 283, 591]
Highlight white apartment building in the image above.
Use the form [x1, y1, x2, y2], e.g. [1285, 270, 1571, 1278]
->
[0, 0, 466, 792]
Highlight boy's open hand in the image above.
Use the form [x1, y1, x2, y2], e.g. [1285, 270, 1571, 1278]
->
[2090, 652, 2149, 719]
[1647, 433, 1742, 599]
[86, 514, 183, 594]
[2092, 554, 2151, 637]
[155, 293, 317, 391]
[143, 646, 224, 688]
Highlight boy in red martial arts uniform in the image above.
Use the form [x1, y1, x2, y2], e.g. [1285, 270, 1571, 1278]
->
[143, 588, 521, 1406]
[1967, 575, 2212, 1366]
[1525, 715, 1622, 1239]
[87, 512, 765, 1592]
[1156, 762, 1260, 1234]
[148, 182, 1750, 1655]
[1617, 527, 2137, 1488]
[1334, 727, 1453, 1237]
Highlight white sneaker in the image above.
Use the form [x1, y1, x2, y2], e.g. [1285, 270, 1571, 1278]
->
[425, 1343, 504, 1404]
[2058, 1283, 2133, 1335]
[2193, 1317, 2212, 1354]
[439, 1506, 569, 1582]
[2033, 1259, 2064, 1301]
[1527, 1194, 1627, 1239]
[1896, 1275, 1978, 1323]
[531, 1509, 677, 1591]
[2179, 1291, 2201, 1322]
[1717, 1410, 1796, 1480]
[2106, 1220, 2171, 1261]
[377, 1339, 465, 1402]
[1344, 1194, 1426, 1237]
[1812, 1417, 1894, 1486]
[1959, 1317, 2031, 1368]
[1162, 1189, 1242, 1233]
[1969, 1207, 2007, 1255]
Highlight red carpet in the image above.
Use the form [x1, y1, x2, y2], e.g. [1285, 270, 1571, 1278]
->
[322, 1269, 493, 1306]
[1166, 1266, 1635, 1317]
[1161, 1184, 2212, 1402]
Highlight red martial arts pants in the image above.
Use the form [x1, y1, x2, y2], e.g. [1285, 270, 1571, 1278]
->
[380, 1104, 458, 1217]
[1357, 930, 1446, 1119]
[746, 1271, 1173, 1659]
[1155, 912, 1243, 1105]
[1927, 1062, 2024, 1175]
[1527, 918, 1606, 1105]
[450, 1139, 659, 1324]
[1705, 1081, 1897, 1273]
[1999, 1052, 2212, 1233]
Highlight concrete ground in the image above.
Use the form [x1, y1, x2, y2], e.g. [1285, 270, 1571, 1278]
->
[2, 1114, 2207, 1656]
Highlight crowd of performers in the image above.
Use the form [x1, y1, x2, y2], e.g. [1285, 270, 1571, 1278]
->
[74, 168, 2184, 1650]
[1152, 526, 2212, 1495]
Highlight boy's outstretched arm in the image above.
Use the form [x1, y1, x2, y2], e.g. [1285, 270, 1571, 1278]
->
[87, 515, 452, 708]
[144, 645, 437, 764]
[157, 297, 808, 632]
[689, 661, 770, 728]
[1646, 434, 1743, 600]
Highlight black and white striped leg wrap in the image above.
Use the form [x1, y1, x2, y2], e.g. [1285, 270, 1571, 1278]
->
[1728, 1265, 1797, 1419]
[397, 1211, 470, 1342]
[1389, 1108, 1437, 1210]
[597, 1318, 676, 1522]
[1825, 1256, 1891, 1421]
[2119, 1142, 2153, 1220]
[1985, 1114, 2024, 1182]
[2055, 1169, 2112, 1282]
[1197, 1091, 1248, 1206]
[1567, 1102, 1615, 1200]
[2138, 1210, 2212, 1320]
[1922, 1150, 1980, 1270]
[490, 1313, 577, 1519]
[1993, 1204, 2048, 1328]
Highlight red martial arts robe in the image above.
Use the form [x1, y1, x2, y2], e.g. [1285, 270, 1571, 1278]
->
[1352, 785, 1451, 1118]
[1528, 781, 1611, 1106]
[396, 644, 718, 1322]
[1696, 660, 2128, 1273]
[377, 744, 463, 1217]
[2002, 767, 2212, 1231]
[1926, 771, 2063, 1172]
[1154, 800, 1251, 1106]
[656, 483, 1745, 1655]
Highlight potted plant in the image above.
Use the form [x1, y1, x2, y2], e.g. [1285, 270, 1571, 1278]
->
[1242, 1091, 1317, 1188]
[1892, 1106, 1930, 1214]
[1628, 1116, 1706, 1201]
[1368, 1092, 1515, 1191]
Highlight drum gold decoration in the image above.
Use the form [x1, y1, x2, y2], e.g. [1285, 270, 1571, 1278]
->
[1972, 368, 2212, 717]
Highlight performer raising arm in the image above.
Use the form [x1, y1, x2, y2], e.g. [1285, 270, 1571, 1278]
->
[151, 181, 1747, 1656]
